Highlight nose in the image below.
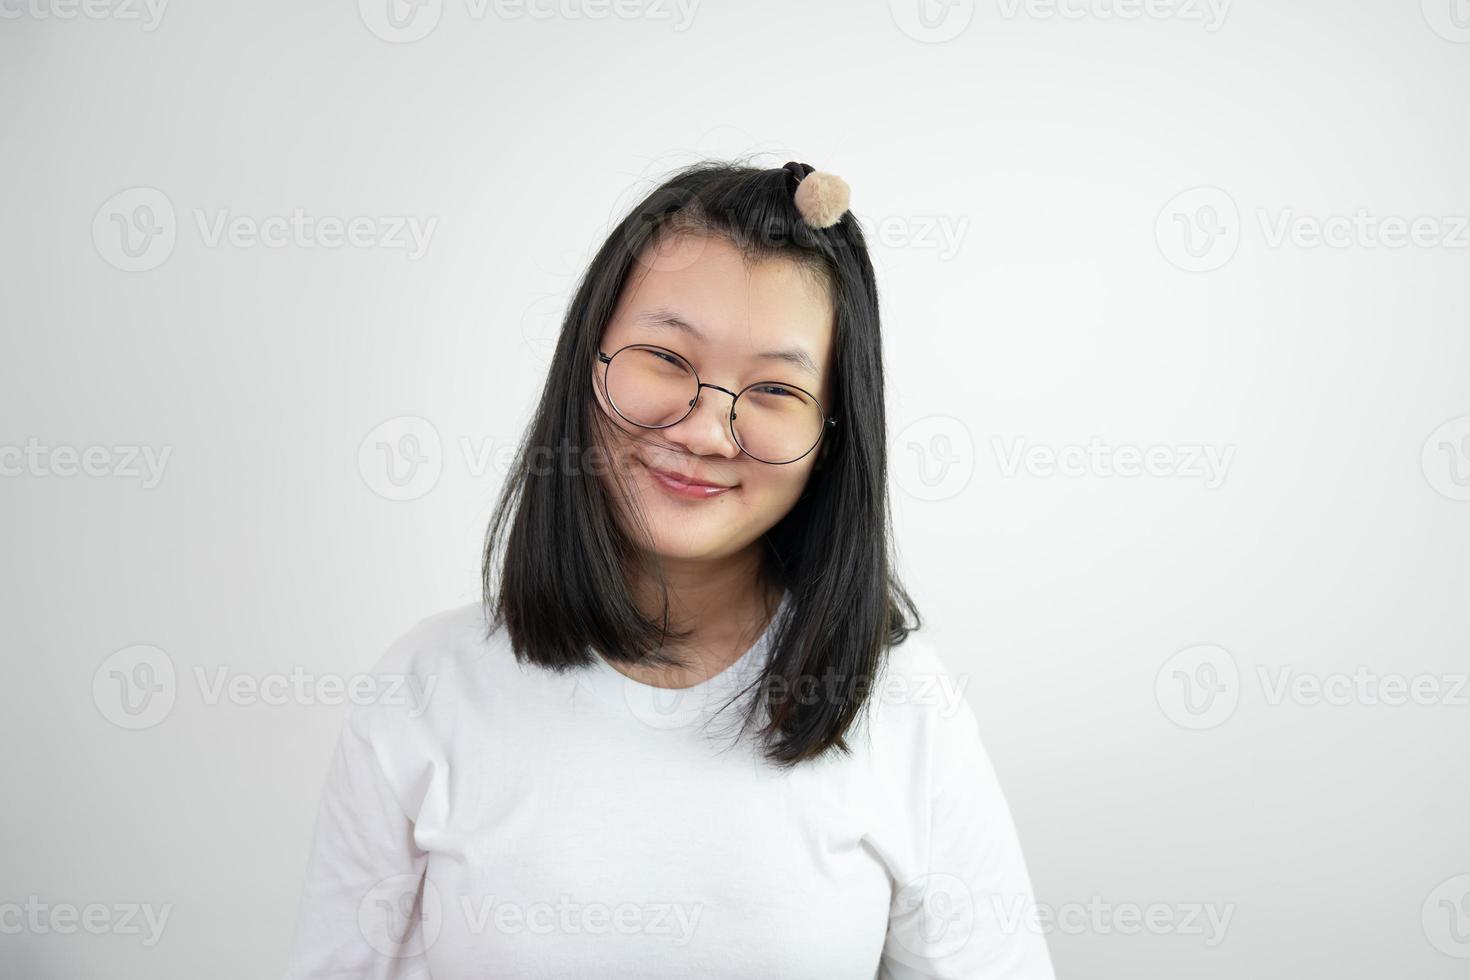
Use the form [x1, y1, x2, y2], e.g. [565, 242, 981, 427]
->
[667, 382, 742, 459]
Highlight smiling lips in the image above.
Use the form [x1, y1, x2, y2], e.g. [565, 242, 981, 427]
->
[640, 459, 736, 499]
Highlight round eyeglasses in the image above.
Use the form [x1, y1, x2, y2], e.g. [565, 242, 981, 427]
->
[597, 343, 836, 465]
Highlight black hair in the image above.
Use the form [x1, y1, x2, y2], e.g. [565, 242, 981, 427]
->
[482, 155, 921, 767]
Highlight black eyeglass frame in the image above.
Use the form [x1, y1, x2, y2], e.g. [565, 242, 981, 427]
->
[597, 343, 837, 465]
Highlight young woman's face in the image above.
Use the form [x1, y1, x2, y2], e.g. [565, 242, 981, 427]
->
[592, 232, 836, 562]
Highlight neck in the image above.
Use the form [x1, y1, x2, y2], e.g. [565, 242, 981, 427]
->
[622, 544, 783, 689]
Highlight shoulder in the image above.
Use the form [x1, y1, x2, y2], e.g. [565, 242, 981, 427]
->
[347, 601, 514, 735]
[865, 630, 985, 777]
[369, 600, 501, 677]
[871, 632, 975, 729]
[875, 630, 949, 683]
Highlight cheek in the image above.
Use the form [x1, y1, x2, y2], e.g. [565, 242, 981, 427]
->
[740, 460, 816, 512]
[589, 378, 642, 456]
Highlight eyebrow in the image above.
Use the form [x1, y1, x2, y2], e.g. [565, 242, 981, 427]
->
[631, 308, 822, 380]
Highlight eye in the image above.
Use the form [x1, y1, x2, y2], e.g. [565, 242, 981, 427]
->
[751, 384, 799, 398]
[633, 347, 687, 372]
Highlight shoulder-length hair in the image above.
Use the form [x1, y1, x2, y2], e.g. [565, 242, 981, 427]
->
[483, 156, 921, 767]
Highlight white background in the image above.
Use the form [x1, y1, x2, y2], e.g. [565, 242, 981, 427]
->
[3, 1, 1469, 977]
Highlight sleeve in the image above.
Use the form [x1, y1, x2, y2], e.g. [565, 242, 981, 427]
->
[878, 672, 1057, 980]
[280, 700, 435, 980]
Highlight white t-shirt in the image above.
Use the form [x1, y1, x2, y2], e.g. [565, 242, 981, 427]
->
[281, 593, 1056, 980]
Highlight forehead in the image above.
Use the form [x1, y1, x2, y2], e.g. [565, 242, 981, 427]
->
[609, 233, 835, 372]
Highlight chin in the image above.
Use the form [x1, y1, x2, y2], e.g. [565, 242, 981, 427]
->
[639, 526, 743, 562]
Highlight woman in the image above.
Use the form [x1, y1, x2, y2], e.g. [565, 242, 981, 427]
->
[282, 159, 1056, 979]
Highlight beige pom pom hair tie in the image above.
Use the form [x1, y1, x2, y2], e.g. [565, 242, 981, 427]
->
[782, 160, 851, 229]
